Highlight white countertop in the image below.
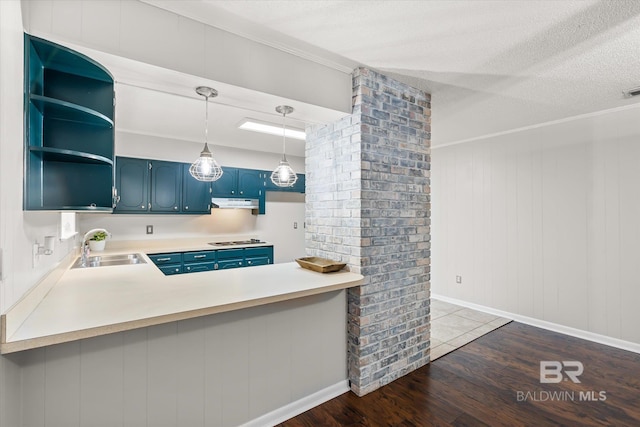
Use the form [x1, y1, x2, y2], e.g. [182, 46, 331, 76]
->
[0, 238, 363, 354]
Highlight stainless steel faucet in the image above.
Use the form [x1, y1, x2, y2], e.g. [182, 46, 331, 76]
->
[80, 228, 110, 267]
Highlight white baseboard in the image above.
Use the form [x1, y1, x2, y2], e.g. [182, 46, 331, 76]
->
[431, 294, 640, 355]
[240, 380, 350, 427]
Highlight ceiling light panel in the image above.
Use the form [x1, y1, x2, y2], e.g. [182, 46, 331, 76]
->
[238, 118, 306, 140]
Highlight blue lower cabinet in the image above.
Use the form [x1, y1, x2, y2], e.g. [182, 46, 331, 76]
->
[149, 246, 273, 275]
[184, 261, 216, 273]
[216, 248, 245, 270]
[245, 246, 273, 267]
[217, 259, 244, 269]
[245, 257, 270, 267]
[183, 251, 216, 263]
[148, 253, 182, 265]
[158, 264, 182, 275]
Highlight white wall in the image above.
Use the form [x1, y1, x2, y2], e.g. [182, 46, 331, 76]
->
[432, 103, 640, 346]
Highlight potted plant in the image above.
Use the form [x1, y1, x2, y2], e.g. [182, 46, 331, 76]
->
[88, 231, 109, 252]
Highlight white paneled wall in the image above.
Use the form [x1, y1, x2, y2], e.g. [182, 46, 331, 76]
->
[16, 291, 347, 427]
[432, 104, 640, 345]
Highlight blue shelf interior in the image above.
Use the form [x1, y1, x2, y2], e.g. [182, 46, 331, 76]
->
[24, 34, 115, 211]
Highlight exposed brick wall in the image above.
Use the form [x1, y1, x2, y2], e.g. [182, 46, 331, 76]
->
[305, 67, 431, 396]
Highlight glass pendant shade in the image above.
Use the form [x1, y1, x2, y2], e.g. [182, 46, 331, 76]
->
[270, 155, 297, 187]
[190, 86, 223, 182]
[271, 105, 298, 187]
[189, 143, 223, 181]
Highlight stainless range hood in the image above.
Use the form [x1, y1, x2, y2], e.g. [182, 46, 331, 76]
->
[211, 198, 259, 209]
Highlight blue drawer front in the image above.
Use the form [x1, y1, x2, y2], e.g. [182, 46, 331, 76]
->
[245, 256, 270, 267]
[158, 264, 182, 275]
[184, 261, 216, 273]
[183, 251, 216, 263]
[244, 246, 272, 258]
[217, 259, 244, 269]
[149, 253, 182, 265]
[216, 249, 245, 260]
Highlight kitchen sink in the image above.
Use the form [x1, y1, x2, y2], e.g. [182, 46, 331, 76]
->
[71, 253, 147, 269]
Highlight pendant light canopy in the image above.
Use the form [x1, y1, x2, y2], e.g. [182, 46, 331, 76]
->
[189, 86, 223, 182]
[270, 105, 298, 187]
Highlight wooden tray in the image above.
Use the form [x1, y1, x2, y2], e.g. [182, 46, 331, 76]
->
[295, 257, 347, 273]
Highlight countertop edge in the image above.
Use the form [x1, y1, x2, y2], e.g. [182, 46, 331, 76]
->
[0, 276, 362, 354]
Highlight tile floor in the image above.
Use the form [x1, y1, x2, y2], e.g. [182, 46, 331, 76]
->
[430, 298, 512, 360]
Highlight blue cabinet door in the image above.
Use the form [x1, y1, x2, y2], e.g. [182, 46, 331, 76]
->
[182, 164, 211, 214]
[211, 167, 238, 196]
[237, 168, 264, 198]
[184, 261, 216, 273]
[217, 259, 244, 269]
[115, 157, 149, 212]
[151, 161, 181, 212]
[245, 257, 270, 267]
[158, 265, 183, 275]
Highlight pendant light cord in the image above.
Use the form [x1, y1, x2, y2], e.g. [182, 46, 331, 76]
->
[281, 110, 287, 161]
[204, 94, 209, 146]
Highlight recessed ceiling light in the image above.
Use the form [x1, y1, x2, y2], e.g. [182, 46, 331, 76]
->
[238, 118, 306, 140]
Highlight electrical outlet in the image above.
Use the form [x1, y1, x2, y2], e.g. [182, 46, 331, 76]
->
[294, 222, 298, 229]
[456, 275, 462, 284]
[146, 225, 154, 234]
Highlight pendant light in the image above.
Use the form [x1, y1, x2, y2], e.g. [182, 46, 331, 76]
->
[189, 86, 223, 182]
[270, 105, 298, 187]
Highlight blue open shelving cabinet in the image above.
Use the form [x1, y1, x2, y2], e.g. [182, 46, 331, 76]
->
[24, 34, 115, 211]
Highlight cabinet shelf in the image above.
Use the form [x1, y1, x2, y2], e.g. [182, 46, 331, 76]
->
[29, 147, 113, 165]
[30, 94, 113, 128]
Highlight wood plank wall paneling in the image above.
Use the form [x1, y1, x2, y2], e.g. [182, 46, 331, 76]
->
[10, 291, 347, 427]
[432, 109, 640, 346]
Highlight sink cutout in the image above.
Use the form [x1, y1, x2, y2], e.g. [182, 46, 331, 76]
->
[71, 253, 147, 269]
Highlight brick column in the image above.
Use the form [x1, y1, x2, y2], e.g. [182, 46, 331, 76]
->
[306, 67, 431, 396]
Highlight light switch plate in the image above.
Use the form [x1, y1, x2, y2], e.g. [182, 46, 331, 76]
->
[146, 225, 154, 234]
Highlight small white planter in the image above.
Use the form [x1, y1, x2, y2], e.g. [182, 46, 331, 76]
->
[88, 240, 106, 252]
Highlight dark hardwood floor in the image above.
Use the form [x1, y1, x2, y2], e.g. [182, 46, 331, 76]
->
[279, 322, 640, 426]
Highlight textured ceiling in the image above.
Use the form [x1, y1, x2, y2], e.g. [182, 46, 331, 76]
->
[144, 0, 640, 146]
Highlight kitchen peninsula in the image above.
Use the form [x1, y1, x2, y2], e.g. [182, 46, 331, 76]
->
[1, 237, 363, 354]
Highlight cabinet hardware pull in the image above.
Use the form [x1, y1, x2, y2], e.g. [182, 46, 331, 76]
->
[185, 206, 189, 210]
[174, 206, 178, 210]
[156, 257, 171, 262]
[193, 255, 206, 259]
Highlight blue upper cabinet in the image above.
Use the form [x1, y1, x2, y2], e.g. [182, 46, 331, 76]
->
[182, 164, 211, 214]
[237, 168, 264, 198]
[150, 161, 181, 212]
[24, 34, 115, 211]
[211, 167, 264, 198]
[114, 157, 149, 212]
[114, 157, 211, 215]
[211, 166, 238, 197]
